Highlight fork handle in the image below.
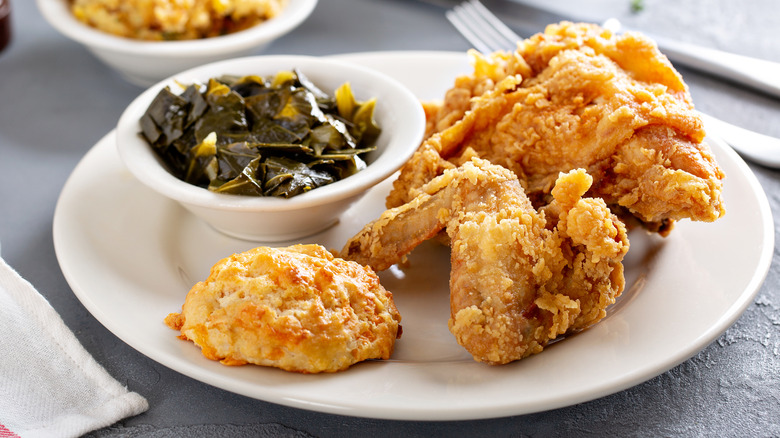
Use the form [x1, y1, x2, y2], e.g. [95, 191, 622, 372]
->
[654, 35, 780, 99]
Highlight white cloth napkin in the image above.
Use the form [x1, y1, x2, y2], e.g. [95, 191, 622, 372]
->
[0, 256, 148, 438]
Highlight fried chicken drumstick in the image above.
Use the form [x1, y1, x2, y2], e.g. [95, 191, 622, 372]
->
[389, 22, 725, 235]
[341, 159, 628, 364]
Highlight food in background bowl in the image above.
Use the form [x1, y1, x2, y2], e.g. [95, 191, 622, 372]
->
[36, 0, 318, 86]
[140, 70, 381, 198]
[70, 0, 287, 41]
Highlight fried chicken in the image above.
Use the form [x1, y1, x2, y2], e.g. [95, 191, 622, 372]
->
[341, 159, 628, 364]
[165, 244, 401, 373]
[388, 22, 725, 235]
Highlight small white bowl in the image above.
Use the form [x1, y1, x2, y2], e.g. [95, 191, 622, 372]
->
[36, 0, 318, 86]
[116, 55, 425, 242]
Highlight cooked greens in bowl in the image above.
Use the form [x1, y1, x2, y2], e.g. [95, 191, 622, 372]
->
[116, 55, 425, 241]
[140, 70, 381, 198]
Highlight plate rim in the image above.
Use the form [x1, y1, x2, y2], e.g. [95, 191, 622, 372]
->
[53, 51, 775, 420]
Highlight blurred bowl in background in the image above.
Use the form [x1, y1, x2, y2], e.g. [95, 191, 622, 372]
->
[36, 0, 317, 86]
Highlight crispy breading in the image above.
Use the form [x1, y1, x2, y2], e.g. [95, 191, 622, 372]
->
[389, 22, 725, 234]
[342, 159, 627, 364]
[165, 244, 401, 373]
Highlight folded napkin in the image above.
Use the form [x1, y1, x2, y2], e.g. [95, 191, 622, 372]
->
[0, 256, 148, 438]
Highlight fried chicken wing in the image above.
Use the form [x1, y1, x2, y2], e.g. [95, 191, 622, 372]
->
[389, 22, 725, 234]
[341, 159, 628, 364]
[165, 244, 401, 373]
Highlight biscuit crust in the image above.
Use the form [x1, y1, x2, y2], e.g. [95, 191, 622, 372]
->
[165, 244, 401, 373]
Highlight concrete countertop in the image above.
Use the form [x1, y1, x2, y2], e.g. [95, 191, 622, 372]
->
[1, 0, 778, 436]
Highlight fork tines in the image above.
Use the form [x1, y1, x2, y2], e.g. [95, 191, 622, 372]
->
[445, 0, 522, 53]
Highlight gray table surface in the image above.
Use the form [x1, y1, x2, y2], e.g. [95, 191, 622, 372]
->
[2, 0, 779, 436]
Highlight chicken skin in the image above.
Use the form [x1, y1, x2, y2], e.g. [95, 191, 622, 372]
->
[389, 22, 725, 235]
[341, 159, 628, 364]
[165, 244, 401, 373]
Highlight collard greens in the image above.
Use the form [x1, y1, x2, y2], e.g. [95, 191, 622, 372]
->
[139, 70, 381, 198]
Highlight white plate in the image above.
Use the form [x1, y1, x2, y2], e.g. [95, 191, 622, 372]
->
[53, 51, 774, 421]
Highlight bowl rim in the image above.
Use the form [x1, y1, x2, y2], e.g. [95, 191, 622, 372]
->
[36, 0, 318, 57]
[116, 54, 426, 212]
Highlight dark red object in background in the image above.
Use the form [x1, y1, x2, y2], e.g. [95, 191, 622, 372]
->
[0, 0, 10, 54]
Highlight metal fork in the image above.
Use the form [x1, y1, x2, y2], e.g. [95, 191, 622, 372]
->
[445, 0, 780, 168]
[446, 0, 521, 54]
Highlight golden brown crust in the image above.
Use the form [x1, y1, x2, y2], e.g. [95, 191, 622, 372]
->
[343, 159, 628, 365]
[390, 22, 725, 231]
[165, 244, 401, 373]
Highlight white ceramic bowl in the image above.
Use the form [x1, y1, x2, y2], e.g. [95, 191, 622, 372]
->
[36, 0, 318, 86]
[116, 55, 426, 242]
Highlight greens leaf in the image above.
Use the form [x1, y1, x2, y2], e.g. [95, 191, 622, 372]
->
[139, 70, 381, 198]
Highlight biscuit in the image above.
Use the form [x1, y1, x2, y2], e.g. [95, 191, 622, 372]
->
[165, 244, 401, 373]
